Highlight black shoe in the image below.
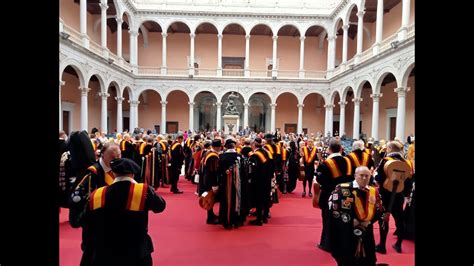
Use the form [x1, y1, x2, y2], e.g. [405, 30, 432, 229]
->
[302, 191, 306, 197]
[249, 220, 263, 226]
[206, 218, 219, 225]
[172, 190, 184, 194]
[375, 244, 387, 254]
[267, 212, 271, 219]
[262, 217, 268, 224]
[393, 229, 398, 236]
[392, 243, 402, 253]
[224, 225, 232, 230]
[317, 244, 330, 252]
[309, 192, 313, 197]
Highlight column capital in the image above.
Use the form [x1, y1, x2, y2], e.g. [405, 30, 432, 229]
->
[270, 103, 277, 108]
[160, 100, 168, 105]
[189, 33, 196, 39]
[342, 24, 350, 31]
[324, 104, 335, 109]
[357, 10, 366, 17]
[188, 101, 195, 106]
[60, 80, 66, 86]
[99, 92, 110, 98]
[217, 34, 223, 40]
[245, 34, 251, 40]
[394, 87, 410, 96]
[115, 96, 125, 102]
[327, 35, 337, 41]
[129, 30, 139, 37]
[99, 3, 108, 10]
[300, 36, 306, 41]
[129, 100, 140, 106]
[297, 103, 304, 108]
[162, 32, 168, 38]
[352, 97, 363, 104]
[215, 102, 222, 107]
[370, 93, 383, 101]
[272, 35, 278, 41]
[78, 87, 91, 96]
[338, 101, 348, 107]
[243, 103, 250, 107]
[116, 17, 123, 24]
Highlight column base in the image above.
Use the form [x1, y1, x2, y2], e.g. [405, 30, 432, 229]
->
[102, 47, 110, 58]
[244, 69, 250, 77]
[354, 54, 360, 64]
[272, 69, 277, 79]
[299, 70, 305, 79]
[398, 27, 408, 41]
[188, 68, 195, 77]
[81, 35, 90, 49]
[372, 42, 381, 55]
[161, 66, 167, 75]
[217, 68, 222, 77]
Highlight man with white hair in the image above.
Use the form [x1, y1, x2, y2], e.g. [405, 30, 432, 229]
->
[329, 166, 384, 266]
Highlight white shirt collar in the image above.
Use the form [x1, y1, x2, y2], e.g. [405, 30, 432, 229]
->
[327, 153, 342, 159]
[99, 158, 111, 173]
[113, 176, 137, 184]
[225, 149, 236, 153]
[352, 180, 369, 190]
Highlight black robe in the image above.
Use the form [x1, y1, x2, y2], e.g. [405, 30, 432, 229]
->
[217, 151, 242, 228]
[83, 180, 166, 266]
[329, 182, 384, 266]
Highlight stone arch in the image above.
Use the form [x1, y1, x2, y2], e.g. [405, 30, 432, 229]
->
[165, 89, 190, 102]
[355, 79, 373, 98]
[191, 90, 218, 103]
[221, 22, 247, 35]
[60, 62, 86, 88]
[345, 3, 359, 26]
[275, 23, 302, 36]
[250, 23, 274, 36]
[374, 70, 398, 94]
[193, 20, 219, 34]
[401, 61, 415, 88]
[302, 23, 329, 37]
[341, 86, 355, 103]
[274, 89, 298, 104]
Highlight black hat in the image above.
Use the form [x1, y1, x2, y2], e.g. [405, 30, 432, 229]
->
[110, 158, 141, 175]
[212, 139, 222, 147]
[264, 133, 274, 139]
[254, 137, 262, 144]
[203, 140, 212, 148]
[225, 138, 236, 147]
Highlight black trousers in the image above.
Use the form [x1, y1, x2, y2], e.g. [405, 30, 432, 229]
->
[170, 165, 181, 191]
[320, 205, 331, 249]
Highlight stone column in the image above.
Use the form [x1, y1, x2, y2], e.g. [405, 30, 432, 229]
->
[355, 10, 365, 64]
[217, 34, 223, 76]
[299, 36, 305, 78]
[99, 92, 110, 133]
[116, 18, 123, 60]
[373, 0, 384, 55]
[79, 87, 90, 131]
[245, 34, 250, 77]
[189, 33, 195, 76]
[59, 81, 65, 130]
[115, 97, 124, 133]
[161, 100, 167, 134]
[398, 0, 411, 40]
[100, 1, 108, 55]
[80, 0, 89, 48]
[339, 101, 347, 137]
[272, 35, 278, 78]
[327, 35, 336, 70]
[243, 103, 249, 129]
[352, 97, 362, 139]
[270, 103, 277, 132]
[370, 93, 382, 140]
[129, 100, 140, 130]
[189, 101, 195, 132]
[216, 102, 222, 131]
[161, 32, 168, 75]
[342, 24, 349, 63]
[297, 104, 304, 134]
[129, 30, 138, 68]
[395, 87, 410, 141]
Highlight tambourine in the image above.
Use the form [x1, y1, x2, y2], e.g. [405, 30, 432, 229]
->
[198, 190, 216, 210]
[383, 160, 412, 193]
[312, 180, 321, 208]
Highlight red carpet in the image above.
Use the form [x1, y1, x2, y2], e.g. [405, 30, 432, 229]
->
[60, 178, 414, 265]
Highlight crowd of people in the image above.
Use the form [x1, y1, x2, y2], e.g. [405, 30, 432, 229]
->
[59, 126, 415, 266]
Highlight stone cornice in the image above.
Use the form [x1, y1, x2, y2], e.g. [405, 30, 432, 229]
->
[329, 0, 350, 20]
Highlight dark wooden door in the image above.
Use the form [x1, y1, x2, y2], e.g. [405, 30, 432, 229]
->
[167, 122, 179, 133]
[285, 123, 297, 133]
[123, 117, 130, 132]
[390, 117, 397, 140]
[62, 111, 70, 134]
